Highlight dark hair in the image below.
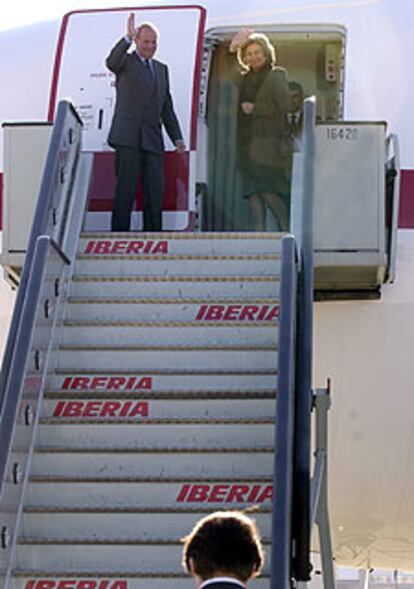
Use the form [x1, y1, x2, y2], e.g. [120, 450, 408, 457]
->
[288, 81, 304, 96]
[237, 33, 277, 72]
[182, 511, 265, 582]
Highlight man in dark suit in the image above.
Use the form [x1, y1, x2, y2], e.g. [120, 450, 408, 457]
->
[106, 13, 185, 231]
[288, 81, 304, 150]
[182, 511, 265, 589]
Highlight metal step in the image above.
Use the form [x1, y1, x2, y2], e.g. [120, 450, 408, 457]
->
[61, 324, 278, 348]
[10, 543, 193, 575]
[11, 573, 271, 589]
[9, 232, 286, 584]
[20, 510, 272, 541]
[70, 275, 281, 299]
[30, 450, 273, 479]
[78, 232, 283, 256]
[13, 542, 271, 575]
[56, 348, 279, 372]
[65, 300, 280, 323]
[48, 371, 278, 393]
[40, 398, 276, 421]
[45, 390, 276, 401]
[74, 255, 281, 277]
[23, 480, 274, 509]
[34, 423, 275, 450]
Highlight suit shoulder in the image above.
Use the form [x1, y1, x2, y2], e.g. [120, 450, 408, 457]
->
[267, 67, 288, 87]
[153, 59, 168, 70]
[270, 66, 288, 77]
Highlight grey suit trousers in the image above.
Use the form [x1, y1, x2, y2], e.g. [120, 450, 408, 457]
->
[112, 145, 164, 232]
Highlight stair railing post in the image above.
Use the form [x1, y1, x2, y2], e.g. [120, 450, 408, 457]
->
[311, 382, 335, 589]
[271, 235, 298, 589]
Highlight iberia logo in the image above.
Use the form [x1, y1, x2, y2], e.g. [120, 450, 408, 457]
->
[195, 304, 279, 321]
[60, 376, 152, 391]
[85, 240, 168, 255]
[24, 580, 127, 589]
[176, 483, 273, 503]
[52, 400, 149, 419]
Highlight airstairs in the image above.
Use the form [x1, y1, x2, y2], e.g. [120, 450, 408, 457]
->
[0, 101, 333, 589]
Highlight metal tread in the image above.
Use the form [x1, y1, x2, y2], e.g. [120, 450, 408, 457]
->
[18, 537, 271, 546]
[53, 369, 278, 375]
[62, 321, 278, 328]
[57, 345, 278, 352]
[45, 390, 277, 400]
[28, 475, 273, 483]
[72, 275, 280, 283]
[67, 297, 280, 304]
[10, 571, 199, 578]
[15, 539, 182, 546]
[13, 570, 270, 579]
[76, 253, 281, 261]
[23, 506, 272, 514]
[80, 231, 284, 240]
[38, 417, 275, 425]
[33, 446, 274, 454]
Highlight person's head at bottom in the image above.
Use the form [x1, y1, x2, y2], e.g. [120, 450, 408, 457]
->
[182, 511, 265, 588]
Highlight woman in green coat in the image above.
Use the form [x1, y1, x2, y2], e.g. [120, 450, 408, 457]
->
[230, 29, 292, 231]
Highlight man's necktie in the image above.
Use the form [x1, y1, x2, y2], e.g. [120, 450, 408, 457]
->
[290, 113, 299, 136]
[144, 59, 154, 80]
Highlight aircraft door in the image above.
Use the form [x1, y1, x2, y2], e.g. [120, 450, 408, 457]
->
[48, 6, 206, 230]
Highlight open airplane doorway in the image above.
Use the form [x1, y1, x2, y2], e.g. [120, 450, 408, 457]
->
[200, 25, 346, 231]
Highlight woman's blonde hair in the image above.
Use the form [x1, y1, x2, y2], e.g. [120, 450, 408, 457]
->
[237, 33, 277, 72]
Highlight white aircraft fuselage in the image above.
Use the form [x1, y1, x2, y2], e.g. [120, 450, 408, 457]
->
[1, 0, 414, 572]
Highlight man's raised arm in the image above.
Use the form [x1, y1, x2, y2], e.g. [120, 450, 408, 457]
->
[106, 13, 135, 74]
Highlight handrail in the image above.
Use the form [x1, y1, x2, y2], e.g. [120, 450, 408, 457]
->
[292, 96, 316, 581]
[385, 133, 401, 283]
[0, 235, 70, 588]
[0, 101, 91, 587]
[310, 386, 335, 589]
[0, 100, 82, 410]
[271, 97, 317, 589]
[271, 235, 298, 589]
[0, 236, 68, 495]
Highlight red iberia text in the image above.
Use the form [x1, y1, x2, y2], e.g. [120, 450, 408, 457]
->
[24, 580, 127, 589]
[84, 239, 168, 255]
[53, 400, 149, 419]
[61, 376, 152, 391]
[195, 304, 279, 321]
[176, 483, 273, 503]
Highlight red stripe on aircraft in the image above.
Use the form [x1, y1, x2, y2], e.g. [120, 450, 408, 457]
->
[0, 172, 3, 229]
[190, 7, 206, 149]
[47, 12, 70, 122]
[1, 168, 414, 230]
[87, 152, 189, 212]
[399, 169, 414, 228]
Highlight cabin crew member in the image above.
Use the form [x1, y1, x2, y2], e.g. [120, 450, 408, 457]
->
[288, 81, 304, 149]
[182, 511, 265, 589]
[106, 13, 185, 231]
